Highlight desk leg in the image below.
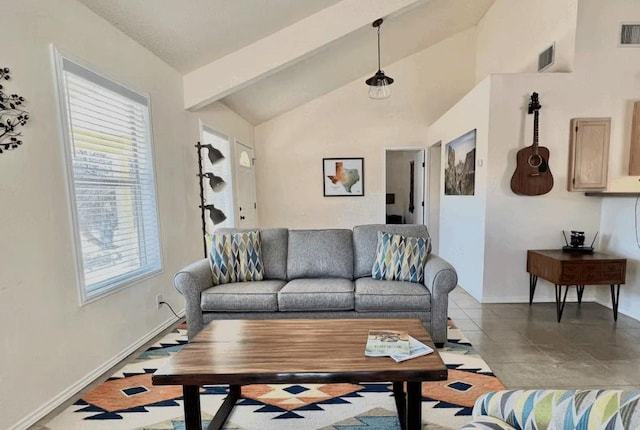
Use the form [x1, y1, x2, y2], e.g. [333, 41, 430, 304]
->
[611, 284, 621, 321]
[183, 385, 202, 430]
[555, 285, 569, 322]
[529, 274, 538, 305]
[576, 285, 585, 304]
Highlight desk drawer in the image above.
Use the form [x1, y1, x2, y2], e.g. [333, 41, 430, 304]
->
[602, 262, 624, 280]
[560, 261, 625, 284]
[582, 263, 603, 282]
[559, 263, 582, 283]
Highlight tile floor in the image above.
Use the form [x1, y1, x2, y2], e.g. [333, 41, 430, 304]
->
[449, 287, 640, 390]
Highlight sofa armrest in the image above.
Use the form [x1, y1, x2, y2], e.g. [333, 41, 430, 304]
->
[471, 390, 640, 430]
[423, 253, 457, 344]
[174, 258, 213, 340]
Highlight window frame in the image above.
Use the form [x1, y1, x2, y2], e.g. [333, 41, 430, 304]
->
[51, 46, 163, 305]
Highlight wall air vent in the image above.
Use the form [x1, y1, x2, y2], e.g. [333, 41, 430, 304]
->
[620, 24, 640, 45]
[537, 43, 555, 72]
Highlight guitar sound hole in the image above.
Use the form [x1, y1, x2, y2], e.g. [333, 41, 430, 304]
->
[527, 154, 542, 168]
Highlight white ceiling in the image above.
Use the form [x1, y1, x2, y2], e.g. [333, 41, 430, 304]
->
[77, 0, 494, 125]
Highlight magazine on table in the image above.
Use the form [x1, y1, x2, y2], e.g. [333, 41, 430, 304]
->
[365, 330, 411, 356]
[364, 330, 434, 362]
[390, 336, 434, 362]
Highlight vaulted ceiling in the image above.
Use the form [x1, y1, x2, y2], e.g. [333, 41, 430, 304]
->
[77, 0, 494, 124]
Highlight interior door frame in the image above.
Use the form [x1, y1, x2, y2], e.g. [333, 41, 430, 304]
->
[382, 147, 426, 225]
[426, 141, 442, 254]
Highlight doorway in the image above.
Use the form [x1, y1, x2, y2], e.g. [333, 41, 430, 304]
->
[384, 149, 425, 225]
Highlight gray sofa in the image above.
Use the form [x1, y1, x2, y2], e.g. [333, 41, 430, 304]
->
[174, 224, 457, 346]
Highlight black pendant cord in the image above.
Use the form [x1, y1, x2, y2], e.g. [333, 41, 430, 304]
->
[195, 142, 208, 258]
[376, 25, 381, 72]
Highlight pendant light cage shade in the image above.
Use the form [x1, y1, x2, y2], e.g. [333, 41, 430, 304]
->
[366, 71, 393, 99]
[366, 18, 393, 99]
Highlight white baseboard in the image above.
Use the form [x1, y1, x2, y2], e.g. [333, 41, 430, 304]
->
[593, 297, 640, 321]
[10, 313, 184, 430]
[479, 295, 638, 321]
[479, 295, 587, 304]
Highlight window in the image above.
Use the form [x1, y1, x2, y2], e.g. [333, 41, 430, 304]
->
[53, 50, 162, 303]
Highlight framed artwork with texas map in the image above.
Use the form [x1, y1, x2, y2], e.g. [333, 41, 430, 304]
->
[323, 157, 364, 196]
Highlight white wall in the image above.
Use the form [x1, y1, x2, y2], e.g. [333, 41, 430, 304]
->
[483, 73, 602, 303]
[573, 0, 640, 319]
[0, 1, 254, 429]
[475, 0, 578, 82]
[428, 79, 491, 301]
[255, 28, 477, 229]
[469, 0, 640, 315]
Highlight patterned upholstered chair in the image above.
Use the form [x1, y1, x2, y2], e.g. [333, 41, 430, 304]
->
[461, 390, 640, 429]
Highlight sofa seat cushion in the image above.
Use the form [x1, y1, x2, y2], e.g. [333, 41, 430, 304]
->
[278, 278, 354, 311]
[354, 277, 431, 312]
[201, 280, 286, 312]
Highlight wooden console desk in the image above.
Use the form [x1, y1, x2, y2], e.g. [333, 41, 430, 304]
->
[527, 250, 626, 322]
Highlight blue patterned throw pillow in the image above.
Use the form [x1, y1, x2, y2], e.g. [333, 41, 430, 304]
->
[372, 231, 430, 283]
[209, 231, 264, 284]
[398, 235, 430, 283]
[372, 231, 403, 281]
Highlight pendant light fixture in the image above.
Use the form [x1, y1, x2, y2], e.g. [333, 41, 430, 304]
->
[365, 18, 394, 100]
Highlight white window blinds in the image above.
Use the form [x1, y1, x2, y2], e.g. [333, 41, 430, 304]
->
[55, 54, 162, 302]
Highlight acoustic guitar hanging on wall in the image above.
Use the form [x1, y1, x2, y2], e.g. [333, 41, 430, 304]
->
[510, 92, 554, 196]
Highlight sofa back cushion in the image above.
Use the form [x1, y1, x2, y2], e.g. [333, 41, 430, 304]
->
[216, 228, 288, 280]
[353, 224, 431, 278]
[287, 229, 353, 280]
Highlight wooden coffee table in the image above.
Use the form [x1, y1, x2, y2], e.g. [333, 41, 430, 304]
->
[152, 318, 447, 430]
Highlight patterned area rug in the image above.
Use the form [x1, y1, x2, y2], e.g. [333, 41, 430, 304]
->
[42, 321, 503, 429]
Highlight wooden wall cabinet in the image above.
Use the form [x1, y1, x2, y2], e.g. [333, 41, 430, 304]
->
[629, 102, 640, 175]
[568, 118, 611, 191]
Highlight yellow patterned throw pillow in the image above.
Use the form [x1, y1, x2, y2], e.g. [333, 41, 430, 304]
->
[372, 231, 430, 283]
[209, 231, 264, 284]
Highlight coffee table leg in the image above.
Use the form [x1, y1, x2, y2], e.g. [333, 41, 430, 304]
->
[183, 385, 202, 430]
[392, 382, 406, 430]
[406, 382, 422, 430]
[208, 385, 241, 430]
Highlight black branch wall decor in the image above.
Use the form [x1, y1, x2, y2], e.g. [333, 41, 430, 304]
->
[0, 67, 30, 154]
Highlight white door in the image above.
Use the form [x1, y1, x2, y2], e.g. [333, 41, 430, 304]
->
[235, 141, 258, 228]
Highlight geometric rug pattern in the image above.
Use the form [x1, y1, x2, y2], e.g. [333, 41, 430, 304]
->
[41, 320, 504, 430]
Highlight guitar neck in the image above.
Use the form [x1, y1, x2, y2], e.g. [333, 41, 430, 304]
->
[532, 110, 539, 154]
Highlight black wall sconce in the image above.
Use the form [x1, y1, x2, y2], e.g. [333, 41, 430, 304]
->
[0, 67, 30, 154]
